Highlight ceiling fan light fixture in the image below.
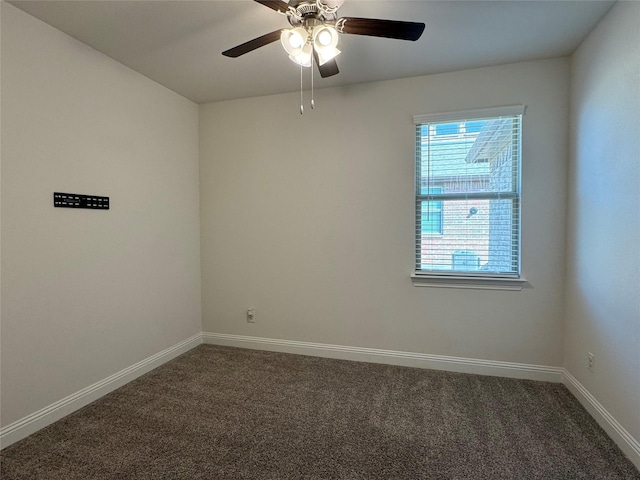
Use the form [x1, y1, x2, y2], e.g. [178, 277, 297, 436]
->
[312, 25, 339, 50]
[312, 25, 340, 66]
[316, 47, 340, 66]
[317, 29, 333, 47]
[289, 43, 313, 67]
[281, 27, 309, 56]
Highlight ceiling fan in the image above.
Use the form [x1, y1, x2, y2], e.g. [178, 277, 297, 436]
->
[222, 0, 426, 79]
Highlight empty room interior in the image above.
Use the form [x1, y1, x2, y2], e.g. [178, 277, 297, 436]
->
[1, 0, 639, 477]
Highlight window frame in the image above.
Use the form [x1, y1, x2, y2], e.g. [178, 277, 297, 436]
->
[412, 105, 528, 290]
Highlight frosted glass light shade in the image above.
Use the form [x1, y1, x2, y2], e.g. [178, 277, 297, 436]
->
[289, 43, 313, 67]
[312, 25, 340, 65]
[281, 27, 309, 57]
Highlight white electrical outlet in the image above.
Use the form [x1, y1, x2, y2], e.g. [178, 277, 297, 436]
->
[587, 352, 594, 372]
[247, 308, 255, 323]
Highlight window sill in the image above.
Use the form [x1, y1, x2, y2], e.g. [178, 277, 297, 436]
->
[411, 273, 528, 291]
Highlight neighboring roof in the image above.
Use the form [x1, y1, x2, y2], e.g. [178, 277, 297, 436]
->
[465, 119, 514, 164]
[419, 131, 489, 181]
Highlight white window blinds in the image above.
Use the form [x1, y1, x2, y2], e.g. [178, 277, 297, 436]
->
[414, 106, 525, 277]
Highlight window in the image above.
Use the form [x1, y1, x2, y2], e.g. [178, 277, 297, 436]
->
[413, 106, 526, 289]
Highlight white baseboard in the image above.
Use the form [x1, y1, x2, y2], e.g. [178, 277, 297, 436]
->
[201, 332, 564, 383]
[0, 333, 202, 450]
[562, 369, 640, 471]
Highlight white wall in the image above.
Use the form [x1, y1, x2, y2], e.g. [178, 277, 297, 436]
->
[1, 3, 201, 427]
[200, 58, 570, 367]
[565, 0, 640, 444]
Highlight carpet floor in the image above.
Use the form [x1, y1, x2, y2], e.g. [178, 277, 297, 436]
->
[1, 344, 638, 479]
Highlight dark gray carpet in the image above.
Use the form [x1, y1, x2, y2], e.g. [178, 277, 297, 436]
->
[1, 344, 638, 479]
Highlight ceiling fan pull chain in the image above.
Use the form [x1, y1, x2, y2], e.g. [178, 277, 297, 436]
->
[300, 62, 304, 115]
[311, 52, 315, 109]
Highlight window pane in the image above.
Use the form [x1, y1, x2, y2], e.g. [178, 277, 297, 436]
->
[417, 199, 518, 274]
[418, 118, 518, 196]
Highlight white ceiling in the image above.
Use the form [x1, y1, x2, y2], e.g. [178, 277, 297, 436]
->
[9, 0, 615, 104]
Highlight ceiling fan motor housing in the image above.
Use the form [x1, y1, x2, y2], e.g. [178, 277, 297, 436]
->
[288, 1, 338, 27]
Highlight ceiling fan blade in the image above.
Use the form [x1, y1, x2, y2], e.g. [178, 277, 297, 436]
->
[222, 30, 283, 58]
[253, 0, 290, 14]
[318, 59, 340, 78]
[338, 17, 425, 41]
[313, 50, 339, 78]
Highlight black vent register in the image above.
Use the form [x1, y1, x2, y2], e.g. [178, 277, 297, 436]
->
[53, 192, 109, 210]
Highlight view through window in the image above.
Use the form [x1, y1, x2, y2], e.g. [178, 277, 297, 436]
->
[414, 107, 524, 277]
